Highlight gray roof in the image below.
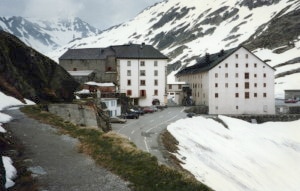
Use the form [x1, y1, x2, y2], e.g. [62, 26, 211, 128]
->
[111, 44, 168, 59]
[59, 43, 168, 60]
[59, 48, 114, 60]
[176, 46, 274, 77]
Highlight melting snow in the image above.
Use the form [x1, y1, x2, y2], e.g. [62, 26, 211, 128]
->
[167, 115, 300, 191]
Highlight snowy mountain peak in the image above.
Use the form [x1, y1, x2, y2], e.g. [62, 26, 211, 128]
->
[0, 16, 101, 54]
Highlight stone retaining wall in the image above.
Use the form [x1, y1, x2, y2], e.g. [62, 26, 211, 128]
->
[48, 104, 111, 132]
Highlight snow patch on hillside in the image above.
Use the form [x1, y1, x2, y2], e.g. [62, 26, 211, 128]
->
[167, 115, 300, 191]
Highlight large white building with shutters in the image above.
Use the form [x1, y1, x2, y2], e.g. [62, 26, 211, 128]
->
[176, 46, 275, 115]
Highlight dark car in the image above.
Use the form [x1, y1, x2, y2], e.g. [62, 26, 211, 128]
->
[187, 112, 196, 118]
[123, 112, 139, 119]
[130, 108, 144, 116]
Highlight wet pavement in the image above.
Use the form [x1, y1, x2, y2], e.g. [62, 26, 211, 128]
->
[4, 109, 131, 191]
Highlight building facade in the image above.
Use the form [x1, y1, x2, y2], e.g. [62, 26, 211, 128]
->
[59, 43, 168, 107]
[176, 46, 275, 115]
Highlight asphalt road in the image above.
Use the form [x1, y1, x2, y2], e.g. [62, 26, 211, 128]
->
[4, 108, 131, 191]
[111, 107, 187, 165]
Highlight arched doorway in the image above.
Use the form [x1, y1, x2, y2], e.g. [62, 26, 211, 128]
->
[152, 99, 160, 105]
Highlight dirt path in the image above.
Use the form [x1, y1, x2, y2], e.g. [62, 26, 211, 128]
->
[4, 109, 131, 191]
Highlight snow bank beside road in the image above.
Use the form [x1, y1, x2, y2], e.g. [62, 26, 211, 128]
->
[0, 91, 35, 188]
[167, 115, 300, 191]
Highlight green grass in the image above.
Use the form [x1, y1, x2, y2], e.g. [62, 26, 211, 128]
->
[21, 105, 212, 191]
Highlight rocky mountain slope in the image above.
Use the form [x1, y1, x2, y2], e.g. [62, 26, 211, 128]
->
[48, 0, 299, 98]
[0, 31, 79, 103]
[0, 16, 100, 54]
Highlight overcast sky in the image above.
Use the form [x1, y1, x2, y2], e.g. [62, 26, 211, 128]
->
[0, 0, 163, 29]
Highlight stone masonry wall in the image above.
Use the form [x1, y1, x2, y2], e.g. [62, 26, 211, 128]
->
[48, 104, 99, 128]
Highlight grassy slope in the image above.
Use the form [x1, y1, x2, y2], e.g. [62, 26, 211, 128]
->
[21, 105, 212, 191]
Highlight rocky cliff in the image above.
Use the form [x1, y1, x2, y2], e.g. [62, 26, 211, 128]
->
[0, 31, 79, 103]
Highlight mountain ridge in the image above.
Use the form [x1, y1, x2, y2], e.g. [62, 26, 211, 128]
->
[0, 16, 101, 54]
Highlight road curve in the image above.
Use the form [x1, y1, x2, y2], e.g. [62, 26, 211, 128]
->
[112, 107, 187, 165]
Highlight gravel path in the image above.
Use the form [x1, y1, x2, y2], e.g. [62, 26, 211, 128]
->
[4, 109, 131, 191]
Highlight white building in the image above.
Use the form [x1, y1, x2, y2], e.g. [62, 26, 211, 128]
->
[176, 46, 275, 115]
[115, 44, 168, 106]
[101, 98, 121, 117]
[166, 82, 189, 105]
[59, 43, 168, 107]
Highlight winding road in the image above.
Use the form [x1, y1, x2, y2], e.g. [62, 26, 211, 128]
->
[111, 106, 187, 165]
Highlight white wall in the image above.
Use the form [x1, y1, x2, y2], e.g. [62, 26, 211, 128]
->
[208, 47, 275, 114]
[102, 99, 121, 117]
[119, 59, 167, 106]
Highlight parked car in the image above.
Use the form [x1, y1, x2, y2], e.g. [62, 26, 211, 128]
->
[150, 105, 158, 112]
[130, 108, 144, 116]
[143, 107, 155, 113]
[285, 99, 297, 103]
[123, 112, 139, 119]
[110, 116, 127, 123]
[187, 112, 196, 118]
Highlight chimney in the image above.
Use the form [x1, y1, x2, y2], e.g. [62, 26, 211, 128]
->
[205, 53, 210, 63]
[140, 42, 145, 49]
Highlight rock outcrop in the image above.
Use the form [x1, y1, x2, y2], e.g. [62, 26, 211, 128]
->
[0, 31, 79, 103]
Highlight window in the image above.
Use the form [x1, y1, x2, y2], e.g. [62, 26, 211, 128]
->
[73, 68, 77, 71]
[154, 90, 158, 96]
[246, 63, 248, 68]
[140, 70, 146, 76]
[215, 83, 218, 88]
[235, 93, 239, 98]
[127, 90, 132, 96]
[254, 63, 257, 68]
[154, 70, 158, 76]
[154, 61, 158, 66]
[236, 106, 239, 110]
[127, 61, 131, 66]
[140, 61, 145, 66]
[236, 63, 238, 68]
[225, 73, 228, 78]
[215, 73, 218, 78]
[263, 83, 266, 87]
[236, 83, 239, 88]
[263, 73, 266, 78]
[245, 72, 249, 79]
[254, 93, 257, 97]
[225, 83, 228, 88]
[254, 83, 257, 88]
[254, 74, 257, 78]
[169, 84, 172, 89]
[245, 92, 250, 99]
[235, 73, 238, 78]
[235, 54, 238, 59]
[154, 80, 158, 86]
[178, 85, 182, 89]
[140, 80, 146, 86]
[225, 63, 228, 68]
[245, 82, 249, 89]
[127, 70, 131, 76]
[245, 54, 248, 58]
[127, 80, 131, 86]
[263, 93, 267, 97]
[107, 66, 112, 71]
[140, 90, 146, 97]
[215, 93, 219, 98]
